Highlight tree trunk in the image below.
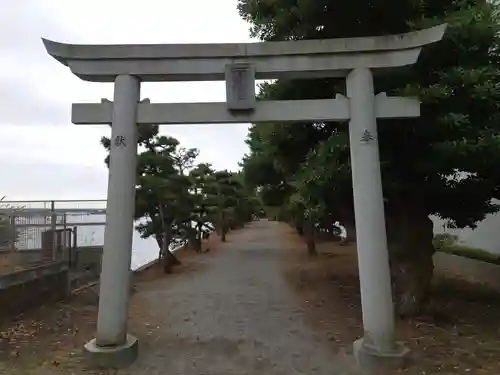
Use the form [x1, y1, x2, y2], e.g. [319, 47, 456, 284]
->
[219, 211, 227, 242]
[157, 205, 181, 273]
[189, 235, 201, 252]
[221, 227, 227, 242]
[156, 236, 163, 260]
[387, 205, 434, 317]
[294, 222, 304, 235]
[155, 235, 181, 269]
[304, 217, 317, 256]
[163, 246, 181, 273]
[189, 224, 202, 252]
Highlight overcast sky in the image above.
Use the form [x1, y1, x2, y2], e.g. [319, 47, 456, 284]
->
[0, 0, 254, 201]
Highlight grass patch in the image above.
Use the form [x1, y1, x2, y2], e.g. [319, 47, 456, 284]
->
[438, 244, 500, 265]
[433, 233, 500, 265]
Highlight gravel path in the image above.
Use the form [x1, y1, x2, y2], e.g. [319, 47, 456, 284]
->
[121, 220, 346, 375]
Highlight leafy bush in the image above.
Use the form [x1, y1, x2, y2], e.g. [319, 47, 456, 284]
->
[432, 233, 458, 250]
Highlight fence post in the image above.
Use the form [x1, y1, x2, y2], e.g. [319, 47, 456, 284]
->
[73, 226, 78, 249]
[72, 226, 78, 268]
[8, 212, 16, 272]
[10, 213, 16, 251]
[62, 213, 67, 263]
[51, 201, 57, 261]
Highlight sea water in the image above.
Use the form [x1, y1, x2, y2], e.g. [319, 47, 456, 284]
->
[131, 232, 160, 270]
[73, 214, 202, 270]
[75, 226, 174, 270]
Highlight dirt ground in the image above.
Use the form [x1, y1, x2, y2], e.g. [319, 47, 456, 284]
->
[2, 223, 500, 375]
[0, 222, 348, 375]
[0, 235, 221, 375]
[280, 225, 500, 374]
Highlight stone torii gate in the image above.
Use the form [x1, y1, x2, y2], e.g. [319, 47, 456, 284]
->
[43, 24, 446, 371]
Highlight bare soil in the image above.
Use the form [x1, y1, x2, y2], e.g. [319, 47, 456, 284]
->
[0, 221, 352, 375]
[2, 223, 499, 375]
[0, 235, 221, 375]
[281, 226, 500, 374]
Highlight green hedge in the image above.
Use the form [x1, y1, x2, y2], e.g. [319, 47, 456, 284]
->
[433, 233, 500, 265]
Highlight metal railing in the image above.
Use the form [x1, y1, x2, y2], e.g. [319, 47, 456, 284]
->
[0, 199, 106, 211]
[0, 200, 106, 275]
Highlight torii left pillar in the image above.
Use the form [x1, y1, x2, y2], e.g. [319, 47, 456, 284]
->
[83, 74, 141, 368]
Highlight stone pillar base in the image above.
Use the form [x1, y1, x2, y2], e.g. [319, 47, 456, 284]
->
[353, 338, 410, 373]
[83, 334, 139, 369]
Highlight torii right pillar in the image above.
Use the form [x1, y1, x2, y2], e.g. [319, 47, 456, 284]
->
[347, 67, 409, 370]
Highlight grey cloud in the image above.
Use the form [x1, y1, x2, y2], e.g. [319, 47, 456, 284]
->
[162, 123, 250, 171]
[0, 0, 252, 201]
[0, 159, 107, 199]
[0, 1, 78, 60]
[0, 2, 78, 126]
[0, 78, 70, 126]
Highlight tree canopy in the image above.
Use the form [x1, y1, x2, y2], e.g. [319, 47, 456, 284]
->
[238, 0, 500, 314]
[101, 126, 260, 272]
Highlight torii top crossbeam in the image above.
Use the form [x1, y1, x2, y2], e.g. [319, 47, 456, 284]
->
[42, 24, 446, 82]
